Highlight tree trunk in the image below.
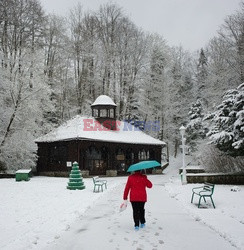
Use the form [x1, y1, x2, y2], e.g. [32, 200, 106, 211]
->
[174, 138, 179, 158]
[0, 86, 21, 150]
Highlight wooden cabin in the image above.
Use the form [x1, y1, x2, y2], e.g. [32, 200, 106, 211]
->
[35, 95, 166, 176]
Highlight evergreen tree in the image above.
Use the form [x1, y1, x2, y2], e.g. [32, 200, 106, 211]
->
[195, 48, 208, 106]
[197, 49, 208, 81]
[186, 99, 207, 151]
[207, 83, 244, 156]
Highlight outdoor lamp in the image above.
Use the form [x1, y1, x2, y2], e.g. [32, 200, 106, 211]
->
[179, 125, 187, 185]
[179, 125, 186, 137]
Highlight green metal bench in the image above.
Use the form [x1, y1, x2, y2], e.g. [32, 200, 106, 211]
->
[191, 182, 215, 208]
[92, 176, 107, 192]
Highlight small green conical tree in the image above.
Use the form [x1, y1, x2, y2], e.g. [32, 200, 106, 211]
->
[67, 161, 85, 190]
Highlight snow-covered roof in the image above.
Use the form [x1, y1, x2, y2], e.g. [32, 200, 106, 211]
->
[35, 115, 165, 146]
[91, 95, 117, 107]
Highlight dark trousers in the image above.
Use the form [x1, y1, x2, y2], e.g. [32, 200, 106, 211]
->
[131, 201, 145, 227]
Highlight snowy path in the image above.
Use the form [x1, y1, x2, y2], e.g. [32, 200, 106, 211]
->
[46, 175, 236, 250]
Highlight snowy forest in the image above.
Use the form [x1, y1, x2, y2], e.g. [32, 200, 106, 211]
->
[0, 0, 243, 172]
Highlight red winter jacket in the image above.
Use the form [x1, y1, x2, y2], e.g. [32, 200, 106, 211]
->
[123, 172, 152, 202]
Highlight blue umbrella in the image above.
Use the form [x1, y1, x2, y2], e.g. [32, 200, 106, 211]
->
[127, 160, 161, 172]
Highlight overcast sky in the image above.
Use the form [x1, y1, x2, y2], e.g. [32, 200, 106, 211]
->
[40, 0, 242, 52]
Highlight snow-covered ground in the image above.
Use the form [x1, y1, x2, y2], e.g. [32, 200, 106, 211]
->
[0, 156, 244, 250]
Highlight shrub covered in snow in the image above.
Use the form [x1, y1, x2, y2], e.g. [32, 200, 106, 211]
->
[199, 144, 244, 173]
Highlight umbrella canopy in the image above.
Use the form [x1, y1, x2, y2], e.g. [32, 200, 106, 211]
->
[127, 160, 161, 172]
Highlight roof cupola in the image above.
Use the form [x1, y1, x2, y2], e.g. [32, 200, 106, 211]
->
[91, 95, 117, 130]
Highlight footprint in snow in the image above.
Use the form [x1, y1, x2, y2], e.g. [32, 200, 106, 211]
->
[32, 239, 38, 245]
[132, 240, 138, 245]
[76, 228, 87, 233]
[32, 236, 39, 245]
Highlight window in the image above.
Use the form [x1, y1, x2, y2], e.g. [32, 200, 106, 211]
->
[49, 145, 67, 163]
[116, 148, 125, 172]
[116, 148, 125, 161]
[138, 149, 150, 160]
[85, 146, 107, 173]
[86, 147, 101, 160]
[109, 109, 114, 118]
[93, 109, 98, 118]
[100, 109, 107, 117]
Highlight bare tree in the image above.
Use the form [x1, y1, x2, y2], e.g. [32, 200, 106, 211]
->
[69, 4, 98, 113]
[43, 14, 72, 121]
[0, 0, 52, 170]
[218, 2, 244, 82]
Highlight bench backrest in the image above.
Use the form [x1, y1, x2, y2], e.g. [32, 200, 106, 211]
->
[203, 183, 215, 193]
[92, 176, 99, 183]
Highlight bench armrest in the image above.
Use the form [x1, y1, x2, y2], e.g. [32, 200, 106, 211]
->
[199, 190, 212, 195]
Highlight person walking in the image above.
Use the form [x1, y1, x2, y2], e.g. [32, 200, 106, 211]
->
[123, 170, 153, 231]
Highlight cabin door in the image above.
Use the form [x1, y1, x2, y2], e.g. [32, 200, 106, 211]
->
[85, 146, 107, 175]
